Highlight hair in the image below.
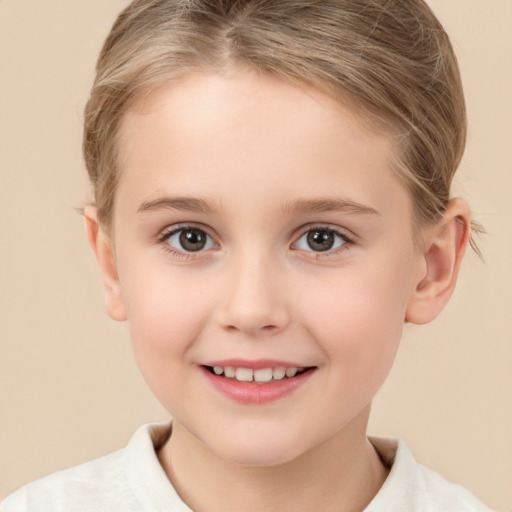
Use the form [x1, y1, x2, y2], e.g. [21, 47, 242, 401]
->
[83, 0, 482, 250]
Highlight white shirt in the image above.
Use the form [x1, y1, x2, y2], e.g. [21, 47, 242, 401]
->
[1, 423, 491, 512]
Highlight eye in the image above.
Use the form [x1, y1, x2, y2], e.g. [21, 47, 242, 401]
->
[165, 227, 215, 253]
[294, 228, 349, 253]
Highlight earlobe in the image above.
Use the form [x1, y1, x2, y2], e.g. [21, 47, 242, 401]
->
[83, 205, 127, 322]
[405, 199, 470, 325]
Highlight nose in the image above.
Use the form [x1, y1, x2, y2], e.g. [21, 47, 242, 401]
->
[216, 252, 291, 337]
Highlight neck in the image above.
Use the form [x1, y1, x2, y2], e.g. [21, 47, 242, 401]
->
[158, 408, 389, 512]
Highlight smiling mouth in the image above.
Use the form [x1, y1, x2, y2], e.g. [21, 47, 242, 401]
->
[202, 365, 314, 383]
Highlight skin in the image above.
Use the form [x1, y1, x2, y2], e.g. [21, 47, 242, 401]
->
[85, 68, 470, 512]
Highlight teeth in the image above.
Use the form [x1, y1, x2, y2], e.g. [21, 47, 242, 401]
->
[209, 365, 307, 382]
[285, 367, 298, 377]
[224, 366, 236, 378]
[235, 368, 254, 381]
[272, 367, 286, 380]
[254, 368, 273, 382]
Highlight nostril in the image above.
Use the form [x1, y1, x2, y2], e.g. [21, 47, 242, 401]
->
[224, 323, 277, 332]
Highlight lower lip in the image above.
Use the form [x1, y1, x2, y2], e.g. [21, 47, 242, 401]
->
[200, 367, 316, 405]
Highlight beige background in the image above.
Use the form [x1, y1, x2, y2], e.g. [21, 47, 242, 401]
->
[0, 0, 510, 509]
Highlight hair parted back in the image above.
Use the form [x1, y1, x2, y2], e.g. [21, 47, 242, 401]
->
[84, 0, 478, 246]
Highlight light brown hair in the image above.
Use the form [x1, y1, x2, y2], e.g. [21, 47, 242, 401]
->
[83, 0, 480, 248]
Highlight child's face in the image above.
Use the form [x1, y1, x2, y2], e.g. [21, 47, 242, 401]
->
[109, 69, 426, 466]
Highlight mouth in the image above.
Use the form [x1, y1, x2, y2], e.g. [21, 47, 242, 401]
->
[201, 365, 315, 383]
[200, 360, 318, 404]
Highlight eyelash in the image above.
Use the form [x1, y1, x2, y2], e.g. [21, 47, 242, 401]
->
[293, 225, 354, 258]
[157, 224, 216, 259]
[156, 224, 354, 259]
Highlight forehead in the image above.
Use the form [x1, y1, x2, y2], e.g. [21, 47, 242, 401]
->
[116, 69, 412, 222]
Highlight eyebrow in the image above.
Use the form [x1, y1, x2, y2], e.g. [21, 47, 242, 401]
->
[137, 196, 219, 215]
[137, 195, 379, 217]
[282, 198, 380, 217]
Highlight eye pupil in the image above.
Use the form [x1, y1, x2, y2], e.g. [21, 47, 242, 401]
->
[307, 229, 335, 252]
[179, 229, 207, 252]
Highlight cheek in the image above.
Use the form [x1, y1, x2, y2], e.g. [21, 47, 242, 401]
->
[308, 287, 402, 371]
[298, 256, 415, 390]
[118, 266, 212, 393]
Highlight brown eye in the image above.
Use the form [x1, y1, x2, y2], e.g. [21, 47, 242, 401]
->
[180, 229, 207, 251]
[307, 229, 336, 251]
[166, 227, 214, 252]
[295, 228, 348, 253]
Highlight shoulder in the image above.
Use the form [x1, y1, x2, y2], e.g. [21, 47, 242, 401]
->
[1, 423, 176, 512]
[366, 437, 492, 512]
[1, 442, 136, 512]
[1, 449, 129, 511]
[415, 461, 491, 512]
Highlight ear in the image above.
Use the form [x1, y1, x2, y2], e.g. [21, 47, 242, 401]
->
[405, 199, 470, 325]
[83, 205, 127, 321]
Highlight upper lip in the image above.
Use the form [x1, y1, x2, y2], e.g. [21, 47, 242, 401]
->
[202, 359, 314, 369]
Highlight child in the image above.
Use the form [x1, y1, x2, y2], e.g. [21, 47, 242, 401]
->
[1, 0, 492, 510]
